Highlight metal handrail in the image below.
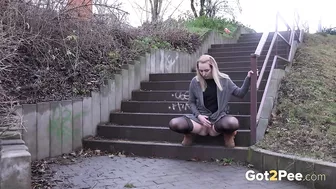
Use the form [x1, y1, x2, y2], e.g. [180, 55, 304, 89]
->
[254, 32, 269, 56]
[257, 33, 277, 89]
[249, 11, 302, 144]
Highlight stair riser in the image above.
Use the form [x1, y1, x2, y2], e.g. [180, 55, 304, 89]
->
[132, 90, 264, 102]
[215, 55, 274, 63]
[236, 39, 291, 44]
[149, 72, 269, 81]
[82, 140, 249, 162]
[121, 101, 260, 115]
[217, 65, 285, 72]
[217, 59, 288, 69]
[109, 114, 250, 128]
[97, 126, 251, 146]
[237, 34, 291, 42]
[237, 36, 271, 42]
[211, 42, 258, 48]
[214, 53, 288, 61]
[208, 44, 289, 52]
[216, 61, 273, 68]
[207, 49, 288, 58]
[240, 31, 289, 36]
[237, 38, 275, 43]
[210, 40, 289, 49]
[236, 31, 290, 41]
[141, 80, 267, 90]
[214, 58, 287, 65]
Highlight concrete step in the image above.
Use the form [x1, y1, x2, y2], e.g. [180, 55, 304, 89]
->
[211, 54, 288, 63]
[216, 65, 285, 72]
[82, 139, 249, 161]
[208, 45, 258, 53]
[140, 80, 267, 90]
[237, 35, 273, 42]
[216, 59, 288, 69]
[237, 32, 290, 42]
[239, 31, 289, 39]
[120, 101, 260, 115]
[211, 59, 288, 68]
[210, 40, 289, 49]
[132, 90, 264, 102]
[207, 48, 288, 57]
[216, 61, 272, 68]
[214, 55, 274, 62]
[96, 125, 251, 146]
[109, 112, 251, 128]
[209, 43, 289, 52]
[211, 41, 259, 48]
[237, 37, 274, 44]
[148, 71, 269, 81]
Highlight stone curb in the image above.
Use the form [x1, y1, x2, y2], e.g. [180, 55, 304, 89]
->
[247, 146, 336, 189]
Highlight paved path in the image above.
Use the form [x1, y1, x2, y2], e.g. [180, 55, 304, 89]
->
[50, 156, 308, 189]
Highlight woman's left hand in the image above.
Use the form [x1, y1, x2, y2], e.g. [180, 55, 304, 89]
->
[247, 69, 259, 77]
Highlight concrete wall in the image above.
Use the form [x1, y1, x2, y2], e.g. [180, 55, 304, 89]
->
[256, 40, 301, 142]
[0, 28, 248, 162]
[0, 140, 31, 189]
[256, 68, 286, 142]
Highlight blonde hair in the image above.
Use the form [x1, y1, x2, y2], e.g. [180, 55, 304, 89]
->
[195, 54, 230, 91]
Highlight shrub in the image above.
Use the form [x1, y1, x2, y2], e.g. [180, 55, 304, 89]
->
[321, 27, 336, 35]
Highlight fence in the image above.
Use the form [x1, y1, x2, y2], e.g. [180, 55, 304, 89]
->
[8, 28, 249, 161]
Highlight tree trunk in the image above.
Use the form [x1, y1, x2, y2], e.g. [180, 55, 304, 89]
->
[190, 0, 198, 17]
[149, 0, 163, 23]
[199, 0, 205, 17]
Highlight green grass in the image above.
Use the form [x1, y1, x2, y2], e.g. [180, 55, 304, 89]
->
[133, 16, 255, 54]
[256, 33, 336, 163]
[183, 16, 246, 37]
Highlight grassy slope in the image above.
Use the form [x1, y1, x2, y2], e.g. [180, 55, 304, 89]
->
[256, 33, 336, 163]
[183, 16, 253, 37]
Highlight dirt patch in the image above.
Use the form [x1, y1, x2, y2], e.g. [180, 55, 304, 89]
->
[256, 33, 336, 163]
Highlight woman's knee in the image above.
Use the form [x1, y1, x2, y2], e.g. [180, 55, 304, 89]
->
[168, 117, 193, 134]
[168, 118, 181, 131]
[226, 116, 239, 129]
[214, 116, 239, 132]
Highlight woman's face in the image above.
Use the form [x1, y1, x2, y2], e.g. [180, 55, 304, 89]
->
[198, 62, 212, 79]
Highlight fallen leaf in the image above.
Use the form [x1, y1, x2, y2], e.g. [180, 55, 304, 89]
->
[247, 164, 254, 168]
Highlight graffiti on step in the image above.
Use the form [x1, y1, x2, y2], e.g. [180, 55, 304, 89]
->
[172, 91, 189, 101]
[50, 104, 87, 143]
[168, 102, 190, 112]
[164, 52, 179, 72]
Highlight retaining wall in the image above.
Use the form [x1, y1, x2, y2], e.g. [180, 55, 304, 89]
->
[248, 146, 336, 189]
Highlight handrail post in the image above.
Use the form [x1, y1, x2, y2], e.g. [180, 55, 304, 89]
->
[276, 33, 278, 55]
[250, 54, 258, 145]
[275, 12, 279, 32]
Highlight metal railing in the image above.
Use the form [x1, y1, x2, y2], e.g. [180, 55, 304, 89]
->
[249, 11, 304, 144]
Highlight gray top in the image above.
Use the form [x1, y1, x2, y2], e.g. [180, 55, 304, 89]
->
[185, 76, 251, 124]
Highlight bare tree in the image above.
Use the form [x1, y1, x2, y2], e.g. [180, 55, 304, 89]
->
[132, 0, 184, 24]
[148, 0, 163, 23]
[190, 0, 241, 19]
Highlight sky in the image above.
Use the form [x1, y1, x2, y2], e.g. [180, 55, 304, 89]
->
[117, 0, 336, 33]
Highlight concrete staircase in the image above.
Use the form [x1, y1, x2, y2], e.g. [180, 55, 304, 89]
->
[83, 32, 290, 162]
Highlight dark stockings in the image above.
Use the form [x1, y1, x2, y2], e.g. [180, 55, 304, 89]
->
[214, 116, 239, 134]
[169, 116, 193, 134]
